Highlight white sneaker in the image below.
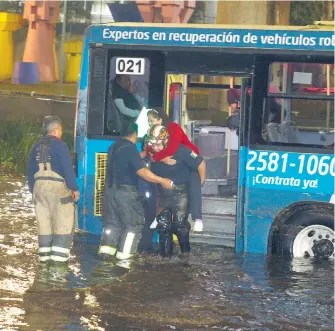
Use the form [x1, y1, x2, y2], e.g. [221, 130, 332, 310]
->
[193, 219, 203, 232]
[150, 218, 158, 229]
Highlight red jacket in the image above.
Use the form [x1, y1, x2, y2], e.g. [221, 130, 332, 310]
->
[145, 122, 199, 162]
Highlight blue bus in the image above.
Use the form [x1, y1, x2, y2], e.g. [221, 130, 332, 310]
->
[75, 22, 334, 258]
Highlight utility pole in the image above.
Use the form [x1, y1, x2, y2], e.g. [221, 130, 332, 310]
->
[59, 0, 68, 96]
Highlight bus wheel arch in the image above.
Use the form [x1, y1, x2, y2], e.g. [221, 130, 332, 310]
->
[268, 201, 334, 259]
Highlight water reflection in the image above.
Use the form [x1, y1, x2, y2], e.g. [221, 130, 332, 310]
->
[0, 178, 333, 331]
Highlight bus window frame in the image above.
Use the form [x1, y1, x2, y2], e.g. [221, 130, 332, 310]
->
[87, 48, 165, 140]
[249, 57, 334, 154]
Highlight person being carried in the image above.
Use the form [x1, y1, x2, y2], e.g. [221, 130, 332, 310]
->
[147, 125, 206, 257]
[142, 109, 204, 233]
[99, 123, 173, 264]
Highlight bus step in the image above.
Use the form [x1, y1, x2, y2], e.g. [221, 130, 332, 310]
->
[201, 214, 235, 234]
[190, 231, 235, 248]
[202, 196, 237, 216]
[202, 178, 237, 196]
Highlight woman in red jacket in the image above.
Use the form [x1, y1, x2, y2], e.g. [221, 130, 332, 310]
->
[143, 109, 204, 232]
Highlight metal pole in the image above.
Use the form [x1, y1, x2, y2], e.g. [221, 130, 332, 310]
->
[226, 76, 234, 176]
[59, 0, 68, 96]
[326, 64, 331, 130]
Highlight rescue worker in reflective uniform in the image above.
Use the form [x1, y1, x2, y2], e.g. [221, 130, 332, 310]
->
[99, 122, 173, 261]
[27, 116, 79, 263]
[147, 125, 206, 257]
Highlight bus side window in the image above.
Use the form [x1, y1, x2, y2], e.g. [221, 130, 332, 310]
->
[107, 57, 151, 136]
[262, 62, 334, 147]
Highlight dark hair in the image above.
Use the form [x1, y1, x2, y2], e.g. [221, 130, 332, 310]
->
[147, 108, 170, 126]
[121, 122, 138, 137]
[114, 74, 124, 82]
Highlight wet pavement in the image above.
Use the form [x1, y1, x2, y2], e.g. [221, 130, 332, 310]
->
[0, 178, 333, 331]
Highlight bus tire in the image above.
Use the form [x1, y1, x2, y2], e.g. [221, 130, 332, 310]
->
[272, 209, 334, 259]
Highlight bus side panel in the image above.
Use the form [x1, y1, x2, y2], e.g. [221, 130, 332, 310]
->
[84, 139, 115, 235]
[242, 188, 333, 254]
[239, 146, 334, 254]
[76, 136, 86, 231]
[75, 35, 90, 232]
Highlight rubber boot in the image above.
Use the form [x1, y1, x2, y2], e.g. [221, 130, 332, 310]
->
[157, 209, 173, 257]
[176, 227, 191, 254]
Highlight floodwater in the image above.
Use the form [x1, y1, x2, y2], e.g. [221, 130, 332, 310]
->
[0, 178, 333, 331]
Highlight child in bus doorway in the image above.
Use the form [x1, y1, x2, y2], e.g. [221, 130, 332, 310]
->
[143, 109, 204, 232]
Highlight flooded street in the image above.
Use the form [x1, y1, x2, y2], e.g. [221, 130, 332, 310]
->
[0, 178, 333, 331]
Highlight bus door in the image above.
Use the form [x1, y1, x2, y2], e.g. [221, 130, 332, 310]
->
[235, 77, 252, 253]
[165, 74, 188, 127]
[166, 73, 246, 247]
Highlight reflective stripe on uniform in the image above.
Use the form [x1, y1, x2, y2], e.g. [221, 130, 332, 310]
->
[122, 232, 135, 255]
[50, 255, 69, 262]
[51, 246, 70, 254]
[35, 176, 65, 182]
[116, 251, 133, 260]
[39, 255, 51, 262]
[39, 247, 52, 253]
[98, 245, 117, 256]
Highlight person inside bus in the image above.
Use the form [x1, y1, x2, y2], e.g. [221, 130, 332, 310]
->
[226, 83, 284, 135]
[227, 88, 241, 113]
[147, 124, 206, 256]
[143, 109, 204, 233]
[112, 74, 141, 118]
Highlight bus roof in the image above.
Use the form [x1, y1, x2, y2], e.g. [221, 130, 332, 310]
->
[86, 22, 335, 54]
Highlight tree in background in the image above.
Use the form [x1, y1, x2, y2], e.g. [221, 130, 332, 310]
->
[189, 1, 205, 23]
[62, 0, 93, 23]
[290, 1, 334, 25]
[0, 0, 24, 13]
[0, 0, 93, 23]
[1, 1, 334, 27]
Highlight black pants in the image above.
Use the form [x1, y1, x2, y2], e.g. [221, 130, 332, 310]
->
[100, 185, 144, 257]
[157, 184, 191, 255]
[138, 180, 158, 252]
[189, 172, 202, 220]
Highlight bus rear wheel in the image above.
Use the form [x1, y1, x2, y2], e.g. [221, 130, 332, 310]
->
[273, 209, 334, 259]
[292, 224, 334, 259]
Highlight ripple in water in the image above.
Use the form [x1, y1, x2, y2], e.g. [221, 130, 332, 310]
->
[0, 178, 333, 331]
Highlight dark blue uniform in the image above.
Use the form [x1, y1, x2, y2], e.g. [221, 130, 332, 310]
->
[151, 146, 203, 256]
[151, 145, 203, 185]
[27, 136, 78, 193]
[100, 139, 146, 259]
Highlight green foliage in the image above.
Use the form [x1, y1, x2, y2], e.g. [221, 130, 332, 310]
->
[0, 121, 74, 175]
[61, 0, 93, 23]
[189, 1, 206, 23]
[290, 1, 334, 25]
[0, 121, 42, 174]
[0, 1, 23, 13]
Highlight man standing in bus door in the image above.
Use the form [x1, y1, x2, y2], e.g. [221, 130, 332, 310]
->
[147, 125, 206, 257]
[99, 123, 173, 263]
[27, 116, 80, 263]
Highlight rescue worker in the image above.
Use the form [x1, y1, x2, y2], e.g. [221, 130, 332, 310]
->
[145, 109, 204, 232]
[99, 122, 173, 261]
[27, 116, 79, 263]
[147, 125, 206, 257]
